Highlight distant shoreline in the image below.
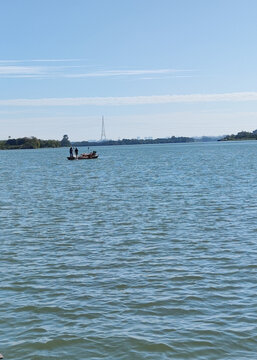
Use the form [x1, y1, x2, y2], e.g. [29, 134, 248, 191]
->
[219, 138, 257, 141]
[218, 130, 257, 141]
[0, 135, 195, 150]
[2, 131, 257, 150]
[72, 136, 195, 147]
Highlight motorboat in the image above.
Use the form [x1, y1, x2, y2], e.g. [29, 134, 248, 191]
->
[67, 150, 98, 160]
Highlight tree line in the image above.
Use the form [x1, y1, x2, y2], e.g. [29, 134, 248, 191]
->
[0, 135, 71, 150]
[219, 130, 257, 141]
[72, 136, 195, 147]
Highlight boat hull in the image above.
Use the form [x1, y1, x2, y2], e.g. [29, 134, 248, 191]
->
[67, 155, 98, 160]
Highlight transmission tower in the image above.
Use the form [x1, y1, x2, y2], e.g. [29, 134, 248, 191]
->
[100, 116, 106, 141]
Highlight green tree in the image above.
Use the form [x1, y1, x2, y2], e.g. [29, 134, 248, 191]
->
[60, 134, 71, 147]
[21, 137, 40, 149]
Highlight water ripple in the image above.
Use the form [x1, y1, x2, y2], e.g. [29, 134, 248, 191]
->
[1, 143, 257, 359]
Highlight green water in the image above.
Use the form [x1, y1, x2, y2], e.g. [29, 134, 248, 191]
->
[1, 142, 257, 359]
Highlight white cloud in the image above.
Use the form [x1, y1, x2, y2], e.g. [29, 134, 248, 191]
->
[64, 69, 191, 78]
[0, 65, 45, 76]
[0, 59, 82, 63]
[0, 59, 192, 78]
[1, 92, 257, 107]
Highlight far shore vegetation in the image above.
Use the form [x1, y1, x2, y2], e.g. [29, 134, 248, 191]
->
[0, 135, 71, 150]
[72, 136, 195, 147]
[219, 130, 257, 141]
[1, 135, 196, 150]
[1, 130, 257, 150]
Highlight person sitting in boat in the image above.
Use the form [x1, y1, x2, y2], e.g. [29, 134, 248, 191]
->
[75, 147, 78, 158]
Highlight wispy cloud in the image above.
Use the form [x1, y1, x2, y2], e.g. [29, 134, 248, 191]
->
[0, 66, 45, 76]
[139, 75, 194, 80]
[0, 58, 82, 63]
[64, 69, 191, 78]
[0, 64, 79, 78]
[0, 59, 192, 79]
[1, 92, 257, 107]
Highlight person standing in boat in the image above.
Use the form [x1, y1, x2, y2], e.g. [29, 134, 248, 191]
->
[69, 146, 73, 158]
[75, 147, 78, 159]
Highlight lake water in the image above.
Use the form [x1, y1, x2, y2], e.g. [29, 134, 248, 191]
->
[1, 141, 257, 359]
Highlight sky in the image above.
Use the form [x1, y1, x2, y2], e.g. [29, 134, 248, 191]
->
[1, 0, 257, 141]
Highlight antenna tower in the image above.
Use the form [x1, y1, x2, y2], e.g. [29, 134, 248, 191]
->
[101, 116, 106, 141]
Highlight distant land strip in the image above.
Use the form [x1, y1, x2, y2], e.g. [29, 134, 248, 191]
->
[0, 135, 195, 150]
[2, 130, 257, 150]
[72, 136, 195, 147]
[219, 130, 257, 141]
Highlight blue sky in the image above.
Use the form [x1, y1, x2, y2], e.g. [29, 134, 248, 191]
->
[1, 0, 257, 140]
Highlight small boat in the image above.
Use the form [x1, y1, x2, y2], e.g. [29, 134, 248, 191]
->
[67, 150, 98, 160]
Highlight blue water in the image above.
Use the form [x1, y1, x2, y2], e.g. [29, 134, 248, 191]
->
[1, 142, 257, 359]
